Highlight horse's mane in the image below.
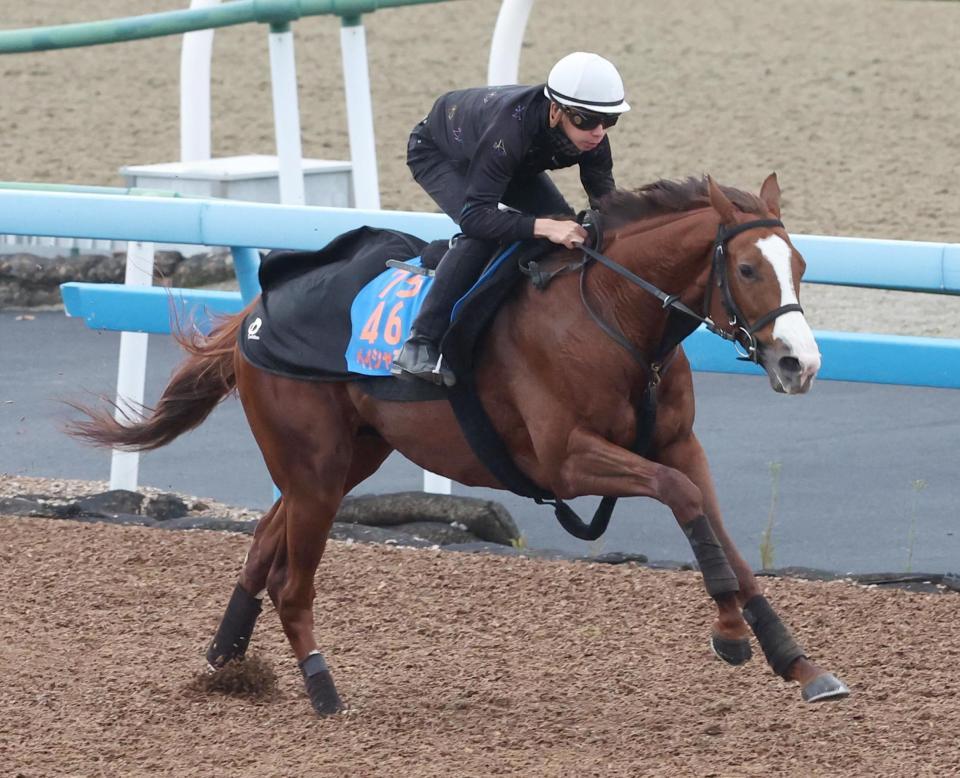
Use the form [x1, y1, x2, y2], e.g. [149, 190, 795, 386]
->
[599, 177, 766, 231]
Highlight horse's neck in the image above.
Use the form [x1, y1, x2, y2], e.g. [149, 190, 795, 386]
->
[587, 210, 716, 339]
[490, 210, 716, 406]
[607, 209, 716, 297]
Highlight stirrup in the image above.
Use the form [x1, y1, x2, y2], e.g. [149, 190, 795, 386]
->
[390, 339, 455, 387]
[432, 353, 456, 387]
[386, 259, 436, 277]
[390, 358, 456, 387]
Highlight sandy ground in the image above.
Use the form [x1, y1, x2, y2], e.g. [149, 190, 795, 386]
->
[2, 0, 960, 334]
[1, 515, 958, 777]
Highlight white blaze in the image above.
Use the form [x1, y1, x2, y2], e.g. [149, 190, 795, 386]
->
[755, 235, 821, 370]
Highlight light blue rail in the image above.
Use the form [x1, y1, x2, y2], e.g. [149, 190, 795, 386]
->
[1, 189, 957, 389]
[794, 234, 960, 293]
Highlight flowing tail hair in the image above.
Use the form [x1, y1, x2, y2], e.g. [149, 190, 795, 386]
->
[66, 302, 257, 452]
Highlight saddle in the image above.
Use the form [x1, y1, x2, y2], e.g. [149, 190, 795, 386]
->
[239, 225, 554, 385]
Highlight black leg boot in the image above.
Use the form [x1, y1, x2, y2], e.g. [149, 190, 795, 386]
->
[391, 236, 492, 386]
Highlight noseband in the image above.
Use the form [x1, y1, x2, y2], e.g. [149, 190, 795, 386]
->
[704, 219, 804, 362]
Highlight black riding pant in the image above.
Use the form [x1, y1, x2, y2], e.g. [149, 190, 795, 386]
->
[406, 127, 573, 341]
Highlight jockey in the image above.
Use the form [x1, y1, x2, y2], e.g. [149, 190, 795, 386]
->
[391, 51, 630, 386]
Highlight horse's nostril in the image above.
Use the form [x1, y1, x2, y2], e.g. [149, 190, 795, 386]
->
[779, 356, 802, 375]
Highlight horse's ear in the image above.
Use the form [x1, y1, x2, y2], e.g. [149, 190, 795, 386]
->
[759, 172, 781, 218]
[707, 175, 736, 226]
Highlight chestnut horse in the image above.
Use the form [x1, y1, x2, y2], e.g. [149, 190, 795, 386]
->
[69, 175, 848, 715]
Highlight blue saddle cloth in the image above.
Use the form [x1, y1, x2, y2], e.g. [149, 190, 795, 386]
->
[238, 226, 529, 382]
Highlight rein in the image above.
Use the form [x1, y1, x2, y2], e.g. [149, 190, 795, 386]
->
[578, 241, 733, 379]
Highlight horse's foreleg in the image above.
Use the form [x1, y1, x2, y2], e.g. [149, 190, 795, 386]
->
[658, 434, 849, 702]
[558, 430, 773, 677]
[654, 436, 754, 666]
[205, 500, 283, 669]
[558, 428, 742, 619]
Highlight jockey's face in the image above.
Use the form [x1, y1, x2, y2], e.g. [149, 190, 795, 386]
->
[558, 108, 616, 152]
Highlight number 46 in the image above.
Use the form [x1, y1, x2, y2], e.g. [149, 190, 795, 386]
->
[360, 271, 424, 345]
[360, 300, 405, 345]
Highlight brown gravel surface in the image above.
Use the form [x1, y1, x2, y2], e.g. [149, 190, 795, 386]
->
[2, 515, 958, 777]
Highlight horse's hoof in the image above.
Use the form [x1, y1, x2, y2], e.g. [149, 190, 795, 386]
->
[801, 672, 850, 703]
[710, 633, 753, 666]
[300, 652, 344, 716]
[305, 670, 344, 715]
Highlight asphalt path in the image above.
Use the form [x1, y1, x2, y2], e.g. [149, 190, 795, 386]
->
[2, 310, 958, 575]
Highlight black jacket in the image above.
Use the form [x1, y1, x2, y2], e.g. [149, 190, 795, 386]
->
[417, 84, 616, 242]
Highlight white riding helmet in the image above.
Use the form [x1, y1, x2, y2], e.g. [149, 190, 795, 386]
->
[544, 52, 630, 115]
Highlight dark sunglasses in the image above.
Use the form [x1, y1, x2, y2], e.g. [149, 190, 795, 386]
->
[562, 106, 619, 130]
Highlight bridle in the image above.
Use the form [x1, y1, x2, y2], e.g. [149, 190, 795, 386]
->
[577, 215, 803, 370]
[703, 218, 803, 362]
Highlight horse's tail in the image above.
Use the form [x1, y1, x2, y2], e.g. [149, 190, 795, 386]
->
[67, 302, 256, 452]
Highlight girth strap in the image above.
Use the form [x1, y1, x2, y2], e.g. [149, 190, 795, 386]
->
[446, 380, 550, 501]
[445, 377, 659, 541]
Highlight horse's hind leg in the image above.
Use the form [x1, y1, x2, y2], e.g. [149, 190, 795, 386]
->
[205, 499, 283, 669]
[206, 427, 393, 713]
[659, 434, 849, 703]
[265, 430, 394, 715]
[233, 363, 402, 715]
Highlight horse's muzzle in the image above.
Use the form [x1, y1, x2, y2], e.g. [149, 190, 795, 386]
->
[761, 346, 821, 395]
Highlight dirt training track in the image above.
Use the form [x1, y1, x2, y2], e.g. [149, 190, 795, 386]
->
[3, 0, 960, 775]
[2, 517, 958, 776]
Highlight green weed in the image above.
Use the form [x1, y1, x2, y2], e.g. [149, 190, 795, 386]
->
[905, 478, 927, 573]
[759, 461, 782, 570]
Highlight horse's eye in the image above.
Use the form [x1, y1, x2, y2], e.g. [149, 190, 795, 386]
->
[738, 263, 756, 280]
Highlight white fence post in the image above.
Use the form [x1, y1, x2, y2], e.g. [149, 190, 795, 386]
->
[109, 241, 156, 491]
[180, 0, 220, 162]
[487, 0, 534, 85]
[268, 23, 307, 206]
[339, 17, 380, 209]
[109, 0, 218, 493]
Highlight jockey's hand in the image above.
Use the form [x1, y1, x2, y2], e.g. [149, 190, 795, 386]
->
[533, 218, 588, 250]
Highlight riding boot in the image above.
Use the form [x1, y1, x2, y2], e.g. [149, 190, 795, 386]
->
[391, 330, 454, 386]
[392, 236, 493, 386]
